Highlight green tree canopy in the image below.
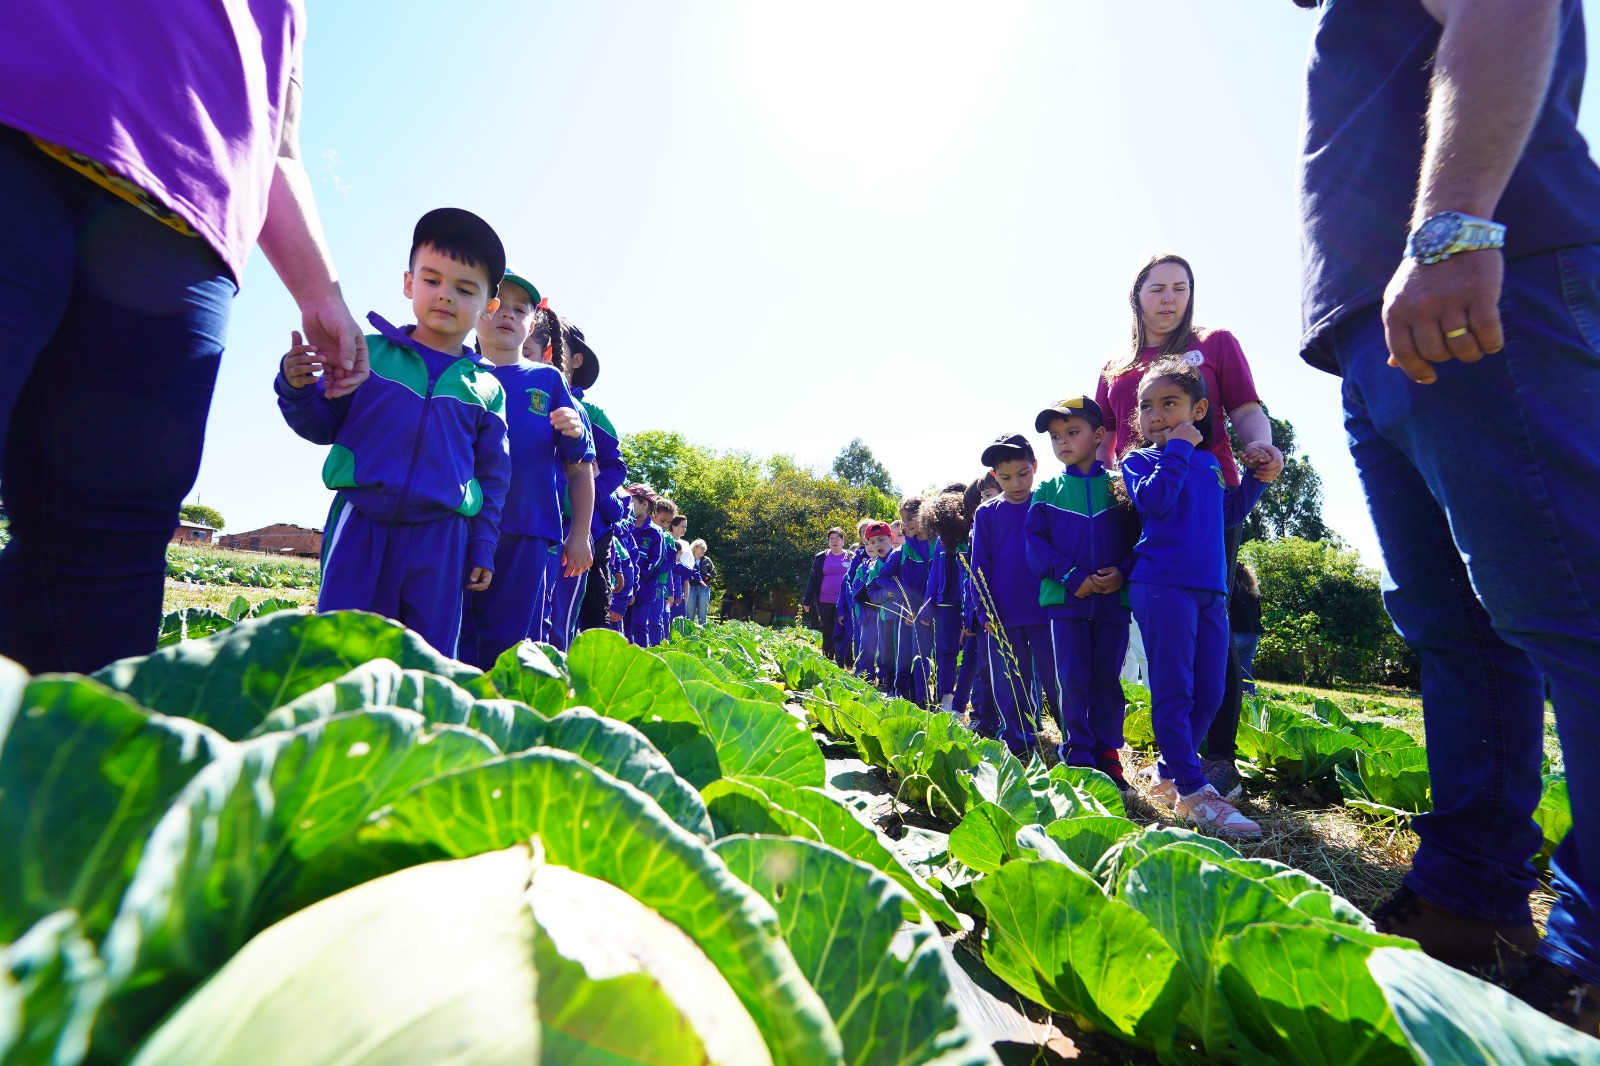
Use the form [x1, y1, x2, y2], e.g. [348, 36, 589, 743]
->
[1231, 413, 1329, 543]
[179, 504, 225, 531]
[830, 439, 897, 496]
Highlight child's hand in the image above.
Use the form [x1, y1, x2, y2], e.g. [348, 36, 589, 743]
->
[280, 331, 322, 389]
[550, 407, 584, 439]
[1074, 575, 1098, 598]
[1091, 567, 1125, 594]
[608, 609, 623, 623]
[562, 533, 593, 577]
[984, 620, 998, 637]
[1247, 449, 1285, 483]
[1169, 422, 1204, 447]
[466, 567, 493, 592]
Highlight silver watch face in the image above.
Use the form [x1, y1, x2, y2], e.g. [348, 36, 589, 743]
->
[1413, 213, 1464, 257]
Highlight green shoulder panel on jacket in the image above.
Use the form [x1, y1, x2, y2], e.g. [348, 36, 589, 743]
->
[581, 398, 616, 438]
[1033, 470, 1117, 517]
[366, 335, 430, 398]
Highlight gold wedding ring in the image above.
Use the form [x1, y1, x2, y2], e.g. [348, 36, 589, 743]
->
[1444, 327, 1470, 339]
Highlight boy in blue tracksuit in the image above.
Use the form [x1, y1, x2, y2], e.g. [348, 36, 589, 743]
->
[278, 208, 511, 659]
[869, 497, 935, 703]
[624, 488, 673, 646]
[457, 271, 594, 669]
[918, 492, 970, 713]
[969, 433, 1057, 757]
[606, 517, 636, 631]
[1025, 396, 1140, 789]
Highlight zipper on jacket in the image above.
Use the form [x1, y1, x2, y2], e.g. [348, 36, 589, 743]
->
[389, 356, 452, 524]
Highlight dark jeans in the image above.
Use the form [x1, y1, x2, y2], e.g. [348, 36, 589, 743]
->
[0, 127, 234, 673]
[1202, 522, 1244, 761]
[1232, 632, 1260, 694]
[816, 600, 838, 659]
[1334, 244, 1600, 983]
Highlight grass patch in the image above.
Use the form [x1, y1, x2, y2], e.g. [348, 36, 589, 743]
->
[162, 581, 318, 614]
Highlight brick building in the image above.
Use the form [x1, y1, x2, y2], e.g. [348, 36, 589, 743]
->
[170, 520, 215, 544]
[217, 523, 323, 557]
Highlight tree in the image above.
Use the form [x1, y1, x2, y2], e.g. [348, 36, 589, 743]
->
[619, 430, 697, 498]
[1240, 537, 1417, 687]
[1231, 413, 1329, 543]
[830, 439, 897, 496]
[179, 503, 225, 531]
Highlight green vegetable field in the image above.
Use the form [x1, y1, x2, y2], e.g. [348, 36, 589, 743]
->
[0, 612, 1590, 1064]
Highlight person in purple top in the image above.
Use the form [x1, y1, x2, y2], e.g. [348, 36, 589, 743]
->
[968, 433, 1057, 757]
[0, 1, 366, 673]
[801, 527, 852, 662]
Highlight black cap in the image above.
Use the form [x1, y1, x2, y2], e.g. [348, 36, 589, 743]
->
[565, 321, 600, 391]
[1034, 395, 1105, 433]
[411, 208, 506, 295]
[980, 432, 1035, 468]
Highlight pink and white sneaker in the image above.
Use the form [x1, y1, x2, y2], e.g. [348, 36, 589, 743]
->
[1176, 783, 1262, 839]
[1137, 764, 1178, 807]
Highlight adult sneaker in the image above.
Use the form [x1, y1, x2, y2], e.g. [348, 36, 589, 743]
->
[1371, 884, 1540, 978]
[1201, 755, 1244, 801]
[1176, 783, 1261, 838]
[1136, 764, 1177, 806]
[1510, 956, 1600, 1036]
[1094, 748, 1131, 792]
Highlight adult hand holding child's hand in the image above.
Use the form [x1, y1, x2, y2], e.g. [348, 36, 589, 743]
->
[1242, 441, 1285, 481]
[301, 298, 370, 398]
[280, 331, 321, 389]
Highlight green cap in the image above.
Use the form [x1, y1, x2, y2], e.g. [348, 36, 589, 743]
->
[499, 269, 542, 306]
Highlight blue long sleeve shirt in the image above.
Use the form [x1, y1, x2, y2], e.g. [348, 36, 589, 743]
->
[870, 534, 933, 618]
[1023, 462, 1140, 621]
[573, 389, 628, 535]
[1121, 439, 1270, 593]
[276, 313, 511, 573]
[627, 518, 671, 599]
[609, 528, 635, 614]
[492, 360, 594, 541]
[968, 494, 1047, 628]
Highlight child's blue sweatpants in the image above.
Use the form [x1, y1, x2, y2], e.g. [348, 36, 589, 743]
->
[1049, 617, 1132, 766]
[460, 533, 555, 669]
[1131, 582, 1227, 796]
[931, 605, 962, 701]
[855, 609, 881, 678]
[985, 623, 1056, 755]
[627, 593, 664, 647]
[319, 499, 468, 660]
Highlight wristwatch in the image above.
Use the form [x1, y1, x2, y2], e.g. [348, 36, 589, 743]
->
[1405, 211, 1507, 265]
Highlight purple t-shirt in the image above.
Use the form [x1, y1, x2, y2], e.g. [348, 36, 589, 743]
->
[0, 1, 305, 282]
[819, 551, 848, 605]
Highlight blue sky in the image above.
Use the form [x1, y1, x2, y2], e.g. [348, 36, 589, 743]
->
[194, 1, 1600, 568]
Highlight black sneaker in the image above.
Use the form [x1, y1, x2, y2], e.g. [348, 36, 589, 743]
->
[1200, 755, 1243, 801]
[1372, 885, 1540, 979]
[1509, 956, 1600, 1036]
[1094, 748, 1131, 791]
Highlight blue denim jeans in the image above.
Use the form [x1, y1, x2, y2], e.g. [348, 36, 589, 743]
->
[686, 583, 710, 625]
[0, 127, 235, 673]
[1332, 244, 1600, 983]
[1232, 632, 1259, 694]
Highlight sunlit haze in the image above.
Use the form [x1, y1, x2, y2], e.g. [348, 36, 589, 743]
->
[193, 2, 1600, 570]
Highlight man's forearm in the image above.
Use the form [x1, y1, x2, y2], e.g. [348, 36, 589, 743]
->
[1414, 0, 1561, 223]
[259, 157, 344, 309]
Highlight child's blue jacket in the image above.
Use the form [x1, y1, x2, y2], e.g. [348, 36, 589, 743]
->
[968, 494, 1047, 628]
[275, 313, 511, 573]
[609, 526, 636, 614]
[1023, 462, 1140, 621]
[573, 388, 629, 534]
[869, 534, 933, 619]
[1121, 439, 1269, 593]
[492, 359, 593, 542]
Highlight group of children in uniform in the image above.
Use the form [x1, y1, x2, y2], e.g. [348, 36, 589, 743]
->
[277, 207, 706, 673]
[832, 376, 1278, 838]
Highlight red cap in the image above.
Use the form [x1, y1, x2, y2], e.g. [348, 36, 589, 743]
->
[864, 521, 893, 540]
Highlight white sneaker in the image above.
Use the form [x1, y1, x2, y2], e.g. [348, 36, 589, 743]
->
[939, 694, 954, 713]
[1176, 784, 1261, 839]
[1137, 764, 1178, 807]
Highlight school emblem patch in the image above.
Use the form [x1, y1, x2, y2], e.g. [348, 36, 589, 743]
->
[1183, 349, 1206, 367]
[1216, 467, 1227, 488]
[527, 388, 550, 415]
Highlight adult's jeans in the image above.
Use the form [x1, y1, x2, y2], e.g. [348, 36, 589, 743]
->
[1333, 243, 1600, 984]
[1232, 632, 1260, 694]
[0, 127, 234, 673]
[686, 583, 710, 624]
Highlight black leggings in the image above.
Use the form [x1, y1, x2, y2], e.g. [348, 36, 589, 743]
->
[817, 601, 839, 659]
